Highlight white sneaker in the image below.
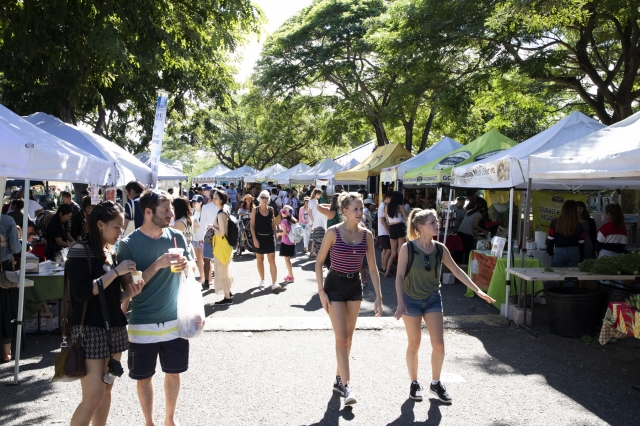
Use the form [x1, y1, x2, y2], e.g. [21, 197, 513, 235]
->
[271, 283, 282, 291]
[344, 384, 357, 405]
[258, 280, 266, 290]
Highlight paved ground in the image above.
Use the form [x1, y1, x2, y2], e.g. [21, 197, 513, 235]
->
[1, 243, 639, 425]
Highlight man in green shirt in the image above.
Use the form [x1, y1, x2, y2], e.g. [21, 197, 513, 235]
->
[118, 189, 193, 426]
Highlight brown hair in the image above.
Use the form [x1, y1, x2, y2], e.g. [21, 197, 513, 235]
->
[407, 208, 438, 241]
[139, 189, 173, 215]
[605, 203, 624, 228]
[241, 194, 254, 210]
[311, 188, 323, 199]
[555, 200, 579, 237]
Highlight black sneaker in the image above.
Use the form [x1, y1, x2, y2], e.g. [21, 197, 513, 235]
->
[333, 376, 345, 396]
[429, 381, 452, 403]
[410, 381, 423, 401]
[201, 281, 210, 290]
[215, 298, 233, 306]
[229, 292, 234, 299]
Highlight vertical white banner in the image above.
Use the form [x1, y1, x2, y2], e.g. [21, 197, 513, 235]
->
[150, 92, 169, 187]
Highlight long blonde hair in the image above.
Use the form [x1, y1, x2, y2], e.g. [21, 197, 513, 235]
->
[407, 208, 438, 241]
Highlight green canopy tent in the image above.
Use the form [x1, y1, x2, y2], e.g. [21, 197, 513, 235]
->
[403, 129, 517, 187]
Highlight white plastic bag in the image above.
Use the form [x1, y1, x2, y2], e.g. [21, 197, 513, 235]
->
[176, 272, 205, 339]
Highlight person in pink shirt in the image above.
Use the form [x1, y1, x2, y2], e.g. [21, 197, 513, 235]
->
[277, 206, 298, 283]
[298, 197, 311, 253]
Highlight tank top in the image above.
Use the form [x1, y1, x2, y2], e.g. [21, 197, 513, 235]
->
[329, 227, 367, 273]
[255, 207, 273, 236]
[387, 205, 405, 224]
[403, 242, 440, 299]
[178, 217, 193, 245]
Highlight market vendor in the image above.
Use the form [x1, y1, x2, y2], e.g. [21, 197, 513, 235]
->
[457, 198, 488, 261]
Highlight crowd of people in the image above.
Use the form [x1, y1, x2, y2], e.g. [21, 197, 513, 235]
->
[1, 178, 633, 423]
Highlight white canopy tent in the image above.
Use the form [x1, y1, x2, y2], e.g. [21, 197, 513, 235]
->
[192, 164, 232, 184]
[135, 154, 188, 181]
[217, 165, 259, 185]
[334, 140, 376, 167]
[24, 113, 153, 186]
[325, 158, 361, 185]
[272, 162, 311, 185]
[380, 137, 462, 184]
[0, 103, 114, 384]
[289, 158, 344, 184]
[245, 163, 287, 183]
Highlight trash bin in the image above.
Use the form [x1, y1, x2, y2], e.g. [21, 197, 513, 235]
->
[546, 287, 601, 337]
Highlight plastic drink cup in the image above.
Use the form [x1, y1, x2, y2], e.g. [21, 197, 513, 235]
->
[131, 271, 143, 284]
[168, 248, 183, 273]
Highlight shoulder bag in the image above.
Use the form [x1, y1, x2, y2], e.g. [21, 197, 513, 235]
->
[52, 243, 91, 382]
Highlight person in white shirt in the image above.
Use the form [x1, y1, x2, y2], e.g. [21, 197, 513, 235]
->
[378, 191, 392, 273]
[225, 183, 238, 214]
[198, 196, 219, 290]
[308, 188, 327, 257]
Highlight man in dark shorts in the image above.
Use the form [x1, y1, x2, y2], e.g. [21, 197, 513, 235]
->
[118, 189, 193, 426]
[377, 191, 393, 273]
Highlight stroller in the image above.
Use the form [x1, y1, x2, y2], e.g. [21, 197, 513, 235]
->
[235, 216, 255, 255]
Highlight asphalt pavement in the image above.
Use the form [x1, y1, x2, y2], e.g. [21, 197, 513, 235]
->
[1, 242, 639, 425]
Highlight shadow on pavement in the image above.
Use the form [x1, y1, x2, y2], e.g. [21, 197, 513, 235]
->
[291, 292, 323, 312]
[386, 398, 444, 425]
[204, 285, 290, 316]
[304, 392, 355, 425]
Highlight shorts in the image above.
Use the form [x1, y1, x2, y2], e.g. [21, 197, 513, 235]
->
[378, 235, 391, 250]
[254, 233, 275, 254]
[280, 243, 296, 257]
[128, 338, 189, 380]
[203, 241, 213, 259]
[192, 240, 204, 249]
[402, 289, 443, 316]
[324, 270, 363, 302]
[389, 223, 407, 240]
[71, 325, 128, 359]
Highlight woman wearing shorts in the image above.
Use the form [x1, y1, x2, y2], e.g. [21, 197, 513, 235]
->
[250, 190, 280, 291]
[316, 192, 382, 406]
[384, 191, 408, 277]
[394, 208, 494, 403]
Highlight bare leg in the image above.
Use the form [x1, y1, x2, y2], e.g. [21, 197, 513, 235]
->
[402, 315, 423, 382]
[2, 343, 10, 361]
[137, 377, 155, 426]
[164, 373, 181, 426]
[90, 353, 122, 426]
[385, 239, 399, 276]
[70, 358, 108, 426]
[327, 300, 361, 384]
[382, 249, 390, 271]
[203, 257, 211, 282]
[284, 256, 293, 278]
[255, 253, 265, 281]
[424, 312, 445, 381]
[267, 252, 277, 284]
[194, 246, 204, 283]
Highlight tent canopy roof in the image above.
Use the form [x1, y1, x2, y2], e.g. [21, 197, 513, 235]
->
[193, 164, 232, 182]
[380, 137, 461, 180]
[25, 112, 153, 186]
[529, 110, 640, 190]
[290, 158, 343, 184]
[404, 129, 517, 186]
[218, 165, 259, 179]
[334, 140, 376, 167]
[272, 162, 311, 184]
[135, 153, 187, 180]
[451, 111, 605, 189]
[334, 143, 412, 182]
[0, 104, 113, 184]
[245, 163, 287, 183]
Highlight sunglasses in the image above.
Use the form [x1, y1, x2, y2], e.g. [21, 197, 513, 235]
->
[423, 255, 431, 272]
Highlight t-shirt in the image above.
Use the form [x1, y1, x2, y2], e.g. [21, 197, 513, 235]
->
[279, 220, 293, 245]
[28, 199, 42, 219]
[378, 203, 388, 236]
[595, 221, 627, 254]
[458, 211, 481, 235]
[45, 216, 69, 259]
[117, 228, 192, 325]
[124, 196, 144, 229]
[226, 188, 238, 203]
[309, 199, 327, 229]
[195, 202, 219, 241]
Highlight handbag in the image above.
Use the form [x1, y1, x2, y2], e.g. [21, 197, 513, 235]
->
[52, 243, 91, 382]
[204, 228, 214, 245]
[0, 258, 20, 289]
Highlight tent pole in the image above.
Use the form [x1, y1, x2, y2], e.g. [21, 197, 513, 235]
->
[504, 187, 514, 318]
[13, 177, 30, 384]
[442, 188, 454, 282]
[520, 179, 533, 308]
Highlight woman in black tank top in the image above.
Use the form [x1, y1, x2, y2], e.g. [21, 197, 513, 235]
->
[250, 190, 280, 291]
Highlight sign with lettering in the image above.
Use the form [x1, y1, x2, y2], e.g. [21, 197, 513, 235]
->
[469, 251, 497, 291]
[531, 191, 586, 235]
[150, 93, 169, 187]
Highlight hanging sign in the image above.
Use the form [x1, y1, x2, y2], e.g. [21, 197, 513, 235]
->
[150, 92, 169, 187]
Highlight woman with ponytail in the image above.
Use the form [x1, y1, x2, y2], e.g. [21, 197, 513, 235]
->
[395, 208, 494, 404]
[316, 192, 382, 406]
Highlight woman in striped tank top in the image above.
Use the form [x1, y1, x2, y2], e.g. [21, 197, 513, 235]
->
[316, 192, 382, 406]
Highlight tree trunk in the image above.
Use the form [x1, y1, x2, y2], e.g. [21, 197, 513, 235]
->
[402, 117, 415, 152]
[621, 190, 640, 214]
[94, 99, 107, 137]
[58, 95, 77, 125]
[418, 104, 437, 152]
[372, 116, 389, 146]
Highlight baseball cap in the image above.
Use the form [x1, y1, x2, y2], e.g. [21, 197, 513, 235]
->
[456, 196, 466, 202]
[202, 184, 212, 191]
[191, 195, 205, 203]
[363, 198, 373, 205]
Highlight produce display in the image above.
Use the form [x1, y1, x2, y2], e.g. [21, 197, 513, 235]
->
[577, 252, 640, 275]
[626, 294, 640, 310]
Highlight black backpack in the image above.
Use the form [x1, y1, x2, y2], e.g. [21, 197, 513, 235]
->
[218, 211, 238, 246]
[268, 196, 281, 217]
[404, 240, 443, 281]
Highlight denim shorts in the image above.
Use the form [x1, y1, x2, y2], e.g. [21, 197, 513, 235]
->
[403, 289, 443, 316]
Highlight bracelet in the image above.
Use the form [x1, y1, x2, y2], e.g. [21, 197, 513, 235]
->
[114, 268, 120, 277]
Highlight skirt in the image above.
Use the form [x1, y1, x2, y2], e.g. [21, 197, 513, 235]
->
[312, 227, 326, 254]
[71, 325, 129, 359]
[280, 243, 296, 257]
[203, 241, 214, 259]
[0, 286, 18, 345]
[254, 233, 275, 254]
[214, 257, 234, 296]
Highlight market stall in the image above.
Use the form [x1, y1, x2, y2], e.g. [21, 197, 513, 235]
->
[289, 158, 343, 185]
[216, 165, 259, 187]
[334, 140, 376, 167]
[192, 164, 232, 185]
[245, 163, 287, 184]
[271, 162, 311, 186]
[333, 143, 412, 184]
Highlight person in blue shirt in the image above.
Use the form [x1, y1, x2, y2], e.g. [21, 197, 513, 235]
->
[123, 181, 144, 232]
[118, 189, 193, 426]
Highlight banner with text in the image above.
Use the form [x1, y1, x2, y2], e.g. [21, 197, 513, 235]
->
[150, 93, 169, 187]
[531, 191, 586, 235]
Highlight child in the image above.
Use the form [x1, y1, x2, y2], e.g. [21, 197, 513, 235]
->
[278, 205, 298, 283]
